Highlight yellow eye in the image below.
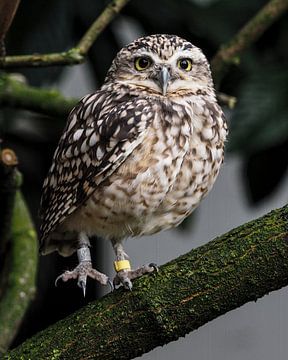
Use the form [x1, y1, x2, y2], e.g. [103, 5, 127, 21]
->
[134, 57, 151, 71]
[177, 58, 192, 71]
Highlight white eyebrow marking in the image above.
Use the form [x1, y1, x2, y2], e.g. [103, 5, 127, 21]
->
[168, 48, 206, 64]
[132, 51, 161, 63]
[132, 48, 206, 66]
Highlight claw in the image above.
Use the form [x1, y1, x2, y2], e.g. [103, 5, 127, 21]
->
[78, 275, 87, 297]
[113, 276, 120, 288]
[112, 262, 158, 290]
[107, 279, 114, 292]
[149, 263, 159, 273]
[123, 279, 133, 291]
[55, 274, 63, 287]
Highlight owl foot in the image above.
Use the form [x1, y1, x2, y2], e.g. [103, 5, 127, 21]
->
[55, 238, 113, 296]
[113, 262, 158, 290]
[55, 261, 113, 296]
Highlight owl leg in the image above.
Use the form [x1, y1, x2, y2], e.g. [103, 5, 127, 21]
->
[112, 241, 158, 290]
[55, 232, 113, 296]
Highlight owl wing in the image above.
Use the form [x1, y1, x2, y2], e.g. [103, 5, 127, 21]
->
[39, 91, 155, 243]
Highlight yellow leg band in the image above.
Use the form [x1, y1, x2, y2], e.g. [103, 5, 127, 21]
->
[114, 260, 131, 272]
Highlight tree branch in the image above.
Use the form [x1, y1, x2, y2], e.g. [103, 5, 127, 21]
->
[76, 0, 129, 55]
[0, 74, 77, 117]
[211, 0, 288, 84]
[4, 204, 288, 359]
[0, 0, 130, 69]
[0, 149, 19, 259]
[216, 92, 237, 109]
[0, 150, 38, 353]
[0, 189, 38, 353]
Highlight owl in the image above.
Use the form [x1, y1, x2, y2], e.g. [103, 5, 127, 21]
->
[39, 34, 227, 294]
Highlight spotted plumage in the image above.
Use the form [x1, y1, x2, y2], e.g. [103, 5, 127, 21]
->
[39, 34, 227, 292]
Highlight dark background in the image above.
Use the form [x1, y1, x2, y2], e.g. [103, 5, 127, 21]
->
[0, 0, 288, 352]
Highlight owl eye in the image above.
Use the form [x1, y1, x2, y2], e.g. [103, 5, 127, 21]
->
[134, 56, 152, 71]
[177, 58, 193, 71]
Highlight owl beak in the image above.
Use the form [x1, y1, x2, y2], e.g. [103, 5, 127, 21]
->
[158, 66, 171, 96]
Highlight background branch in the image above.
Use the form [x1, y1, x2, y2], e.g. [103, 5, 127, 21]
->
[4, 204, 288, 359]
[211, 0, 288, 84]
[0, 0, 130, 69]
[216, 92, 237, 109]
[0, 151, 38, 353]
[0, 74, 77, 118]
[0, 149, 19, 259]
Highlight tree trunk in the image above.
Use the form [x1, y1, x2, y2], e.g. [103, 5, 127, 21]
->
[3, 204, 288, 359]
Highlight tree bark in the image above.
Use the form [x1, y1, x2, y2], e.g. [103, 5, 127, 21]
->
[4, 204, 288, 360]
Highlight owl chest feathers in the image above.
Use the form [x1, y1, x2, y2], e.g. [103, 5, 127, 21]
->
[65, 95, 226, 239]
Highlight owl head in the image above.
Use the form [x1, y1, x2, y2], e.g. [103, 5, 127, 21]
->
[104, 34, 213, 96]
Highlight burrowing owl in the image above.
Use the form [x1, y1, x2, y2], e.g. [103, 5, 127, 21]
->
[39, 34, 227, 293]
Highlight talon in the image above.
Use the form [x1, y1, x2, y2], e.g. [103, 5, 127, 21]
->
[123, 279, 132, 291]
[55, 273, 64, 287]
[113, 276, 120, 288]
[107, 279, 114, 292]
[78, 276, 87, 297]
[54, 262, 109, 291]
[149, 263, 159, 273]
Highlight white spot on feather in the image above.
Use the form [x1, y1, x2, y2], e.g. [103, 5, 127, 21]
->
[114, 126, 121, 136]
[89, 132, 98, 147]
[68, 114, 77, 131]
[73, 129, 84, 141]
[96, 147, 104, 160]
[84, 93, 98, 105]
[65, 146, 73, 158]
[81, 140, 89, 153]
[202, 127, 213, 140]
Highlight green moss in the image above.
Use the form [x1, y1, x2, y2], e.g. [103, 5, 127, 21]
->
[3, 204, 288, 359]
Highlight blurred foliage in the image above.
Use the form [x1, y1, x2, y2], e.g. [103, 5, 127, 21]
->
[229, 66, 288, 155]
[0, 0, 288, 347]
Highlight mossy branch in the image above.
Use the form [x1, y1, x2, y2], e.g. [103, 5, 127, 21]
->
[0, 189, 38, 353]
[211, 0, 288, 84]
[0, 151, 38, 353]
[4, 204, 288, 359]
[0, 149, 19, 258]
[0, 0, 130, 68]
[0, 74, 77, 118]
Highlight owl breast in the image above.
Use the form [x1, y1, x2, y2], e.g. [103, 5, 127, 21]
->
[62, 97, 227, 240]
